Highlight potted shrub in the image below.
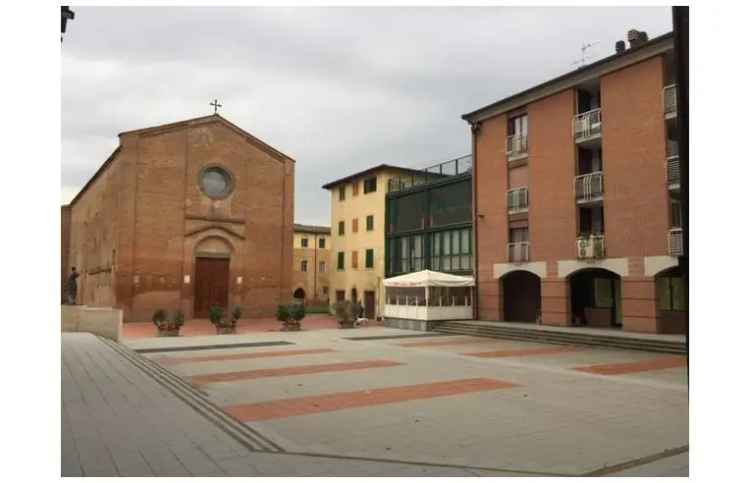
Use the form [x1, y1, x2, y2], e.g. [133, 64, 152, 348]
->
[278, 303, 304, 331]
[335, 301, 357, 329]
[209, 305, 235, 334]
[153, 308, 182, 337]
[231, 306, 242, 326]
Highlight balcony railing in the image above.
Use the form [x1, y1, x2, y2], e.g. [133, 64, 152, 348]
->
[576, 234, 605, 259]
[667, 155, 680, 189]
[507, 187, 529, 214]
[664, 84, 677, 116]
[506, 134, 528, 160]
[573, 108, 602, 141]
[508, 242, 530, 263]
[575, 171, 604, 203]
[668, 227, 683, 257]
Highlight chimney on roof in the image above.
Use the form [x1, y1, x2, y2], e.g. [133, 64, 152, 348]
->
[615, 40, 626, 54]
[627, 29, 649, 49]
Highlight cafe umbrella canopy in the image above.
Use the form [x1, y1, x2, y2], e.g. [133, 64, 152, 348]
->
[383, 270, 475, 325]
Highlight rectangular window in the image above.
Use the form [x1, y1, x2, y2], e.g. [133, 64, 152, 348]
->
[364, 177, 377, 193]
[508, 113, 528, 136]
[351, 250, 359, 269]
[301, 260, 308, 272]
[510, 228, 529, 242]
[657, 275, 686, 311]
[352, 180, 359, 196]
[319, 261, 326, 273]
[338, 221, 345, 236]
[365, 249, 374, 269]
[337, 252, 344, 270]
[366, 215, 374, 231]
[301, 238, 308, 248]
[671, 199, 682, 228]
[318, 237, 326, 249]
[352, 218, 359, 233]
[339, 186, 346, 201]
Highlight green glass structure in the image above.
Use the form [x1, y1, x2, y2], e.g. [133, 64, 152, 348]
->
[385, 155, 473, 278]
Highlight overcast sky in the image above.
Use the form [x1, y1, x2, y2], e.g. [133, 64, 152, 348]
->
[62, 6, 671, 226]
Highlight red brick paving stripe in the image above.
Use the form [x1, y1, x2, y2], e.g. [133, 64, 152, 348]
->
[573, 356, 687, 375]
[224, 378, 518, 421]
[190, 360, 403, 386]
[153, 348, 336, 366]
[463, 346, 580, 358]
[398, 337, 488, 348]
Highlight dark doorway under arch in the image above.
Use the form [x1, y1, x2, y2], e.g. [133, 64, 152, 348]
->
[293, 288, 306, 300]
[569, 268, 622, 328]
[502, 271, 541, 322]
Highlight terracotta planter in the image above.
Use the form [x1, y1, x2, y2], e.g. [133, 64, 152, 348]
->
[338, 320, 355, 329]
[214, 325, 237, 335]
[157, 328, 180, 337]
[282, 320, 301, 331]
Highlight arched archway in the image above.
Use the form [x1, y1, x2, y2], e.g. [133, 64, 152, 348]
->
[293, 287, 306, 301]
[502, 270, 541, 323]
[568, 268, 622, 328]
[655, 266, 686, 334]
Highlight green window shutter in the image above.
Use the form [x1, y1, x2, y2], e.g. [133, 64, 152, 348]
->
[366, 249, 374, 268]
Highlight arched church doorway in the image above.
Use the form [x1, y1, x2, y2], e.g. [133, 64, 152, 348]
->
[193, 236, 232, 318]
[568, 268, 622, 328]
[502, 270, 541, 322]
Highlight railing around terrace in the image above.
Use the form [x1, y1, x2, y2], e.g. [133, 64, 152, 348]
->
[664, 84, 677, 116]
[506, 134, 528, 159]
[573, 108, 602, 141]
[667, 156, 680, 188]
[508, 242, 530, 263]
[668, 227, 683, 257]
[387, 154, 472, 193]
[574, 171, 604, 203]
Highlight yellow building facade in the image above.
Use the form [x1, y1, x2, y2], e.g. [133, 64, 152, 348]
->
[323, 165, 426, 319]
[292, 224, 331, 305]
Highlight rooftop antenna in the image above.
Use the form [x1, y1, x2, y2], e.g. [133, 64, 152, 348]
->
[571, 40, 600, 68]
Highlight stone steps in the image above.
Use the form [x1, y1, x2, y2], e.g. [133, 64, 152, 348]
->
[100, 337, 284, 452]
[433, 322, 686, 354]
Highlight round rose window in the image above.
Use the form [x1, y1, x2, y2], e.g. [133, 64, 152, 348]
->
[199, 166, 233, 199]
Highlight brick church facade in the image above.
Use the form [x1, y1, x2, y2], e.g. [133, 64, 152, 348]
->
[61, 114, 295, 323]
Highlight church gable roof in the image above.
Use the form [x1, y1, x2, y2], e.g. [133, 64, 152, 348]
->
[118, 114, 295, 163]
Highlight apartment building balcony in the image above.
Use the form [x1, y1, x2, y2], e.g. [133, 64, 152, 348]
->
[508, 242, 530, 263]
[576, 234, 606, 259]
[387, 154, 472, 193]
[668, 227, 683, 257]
[507, 187, 529, 215]
[575, 171, 604, 204]
[664, 84, 677, 119]
[506, 134, 528, 161]
[573, 108, 602, 144]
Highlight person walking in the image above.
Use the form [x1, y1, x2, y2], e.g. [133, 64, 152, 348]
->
[66, 267, 79, 305]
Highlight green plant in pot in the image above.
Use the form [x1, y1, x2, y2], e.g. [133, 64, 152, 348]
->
[334, 301, 357, 329]
[153, 308, 181, 337]
[279, 303, 304, 331]
[231, 306, 242, 327]
[209, 305, 235, 334]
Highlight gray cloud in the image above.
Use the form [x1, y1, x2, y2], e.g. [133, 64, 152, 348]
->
[62, 6, 671, 225]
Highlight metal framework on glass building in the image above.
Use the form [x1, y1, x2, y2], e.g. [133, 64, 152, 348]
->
[385, 155, 473, 278]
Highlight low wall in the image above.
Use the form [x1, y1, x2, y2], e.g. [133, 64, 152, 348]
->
[61, 305, 123, 341]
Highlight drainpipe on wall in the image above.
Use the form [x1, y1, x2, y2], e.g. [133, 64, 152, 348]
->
[471, 121, 481, 321]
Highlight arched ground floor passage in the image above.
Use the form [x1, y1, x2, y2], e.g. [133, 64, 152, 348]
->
[568, 268, 622, 328]
[293, 287, 306, 301]
[502, 271, 541, 323]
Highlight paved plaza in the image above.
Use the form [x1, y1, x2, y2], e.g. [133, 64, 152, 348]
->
[63, 325, 688, 476]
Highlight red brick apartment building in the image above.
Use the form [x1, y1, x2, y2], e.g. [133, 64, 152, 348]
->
[463, 30, 685, 334]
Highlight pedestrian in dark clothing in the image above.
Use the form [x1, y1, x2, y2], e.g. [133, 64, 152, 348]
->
[66, 267, 79, 305]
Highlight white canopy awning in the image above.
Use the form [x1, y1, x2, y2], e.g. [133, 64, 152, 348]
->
[383, 270, 475, 288]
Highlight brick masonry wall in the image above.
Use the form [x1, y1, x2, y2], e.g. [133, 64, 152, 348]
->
[67, 117, 294, 322]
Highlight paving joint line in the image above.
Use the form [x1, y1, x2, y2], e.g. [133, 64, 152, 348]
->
[580, 444, 689, 476]
[132, 340, 295, 354]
